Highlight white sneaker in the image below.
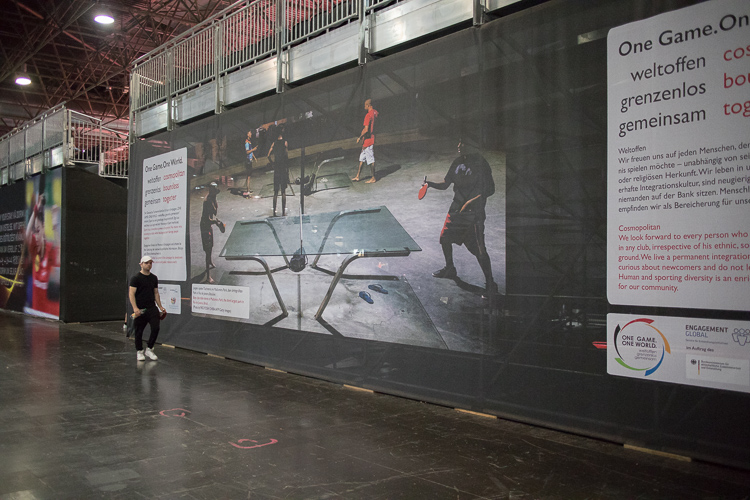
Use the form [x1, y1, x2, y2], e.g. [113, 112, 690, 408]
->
[136, 350, 145, 361]
[144, 347, 158, 360]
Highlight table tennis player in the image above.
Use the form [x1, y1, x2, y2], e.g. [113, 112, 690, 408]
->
[424, 140, 498, 297]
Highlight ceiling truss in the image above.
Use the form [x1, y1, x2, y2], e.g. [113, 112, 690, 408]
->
[0, 0, 237, 135]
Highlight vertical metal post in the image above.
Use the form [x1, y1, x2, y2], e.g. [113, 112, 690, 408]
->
[358, 0, 368, 65]
[275, 0, 286, 93]
[473, 0, 486, 26]
[42, 116, 48, 173]
[22, 129, 28, 179]
[167, 50, 175, 131]
[300, 146, 305, 214]
[63, 107, 72, 166]
[129, 73, 137, 144]
[214, 23, 224, 114]
[97, 119, 103, 175]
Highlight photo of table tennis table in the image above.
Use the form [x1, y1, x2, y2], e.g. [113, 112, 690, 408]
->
[219, 205, 421, 324]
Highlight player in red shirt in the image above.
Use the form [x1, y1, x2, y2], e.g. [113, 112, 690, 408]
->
[352, 99, 379, 183]
[24, 193, 61, 318]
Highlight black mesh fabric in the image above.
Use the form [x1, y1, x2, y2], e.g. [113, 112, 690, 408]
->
[127, 0, 750, 468]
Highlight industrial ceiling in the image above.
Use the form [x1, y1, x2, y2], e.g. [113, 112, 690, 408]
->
[0, 0, 237, 136]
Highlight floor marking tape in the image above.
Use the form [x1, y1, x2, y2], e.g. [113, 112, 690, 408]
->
[455, 408, 496, 419]
[344, 384, 374, 393]
[624, 444, 692, 462]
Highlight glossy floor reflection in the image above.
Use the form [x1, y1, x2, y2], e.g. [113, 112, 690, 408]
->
[1, 312, 748, 499]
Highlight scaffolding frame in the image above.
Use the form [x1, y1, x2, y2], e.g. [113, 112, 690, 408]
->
[0, 104, 129, 185]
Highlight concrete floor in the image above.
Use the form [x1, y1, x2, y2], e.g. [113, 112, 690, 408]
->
[186, 142, 505, 353]
[2, 311, 749, 499]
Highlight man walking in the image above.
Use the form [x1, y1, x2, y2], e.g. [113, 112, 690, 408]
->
[353, 99, 378, 183]
[128, 256, 166, 361]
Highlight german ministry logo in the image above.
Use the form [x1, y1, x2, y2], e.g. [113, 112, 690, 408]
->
[613, 318, 671, 376]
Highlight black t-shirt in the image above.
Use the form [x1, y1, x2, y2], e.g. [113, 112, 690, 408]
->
[129, 272, 158, 309]
[272, 139, 288, 165]
[444, 153, 494, 218]
[201, 196, 217, 228]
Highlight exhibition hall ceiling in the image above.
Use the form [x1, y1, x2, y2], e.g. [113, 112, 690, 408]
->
[0, 0, 237, 136]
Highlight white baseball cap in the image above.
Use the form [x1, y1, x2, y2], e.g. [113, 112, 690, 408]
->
[140, 255, 153, 263]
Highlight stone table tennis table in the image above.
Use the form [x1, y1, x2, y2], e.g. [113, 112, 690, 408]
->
[219, 206, 421, 322]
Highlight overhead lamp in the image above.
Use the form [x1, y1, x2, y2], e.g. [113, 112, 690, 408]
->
[94, 13, 114, 24]
[94, 5, 115, 25]
[15, 65, 31, 86]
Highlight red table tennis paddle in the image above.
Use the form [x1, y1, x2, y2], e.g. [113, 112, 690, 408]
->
[418, 176, 427, 200]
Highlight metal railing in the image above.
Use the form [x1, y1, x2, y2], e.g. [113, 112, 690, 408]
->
[98, 131, 129, 178]
[68, 111, 129, 178]
[131, 0, 396, 112]
[0, 105, 129, 184]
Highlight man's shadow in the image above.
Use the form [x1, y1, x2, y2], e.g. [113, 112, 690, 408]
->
[373, 164, 400, 181]
[453, 277, 484, 296]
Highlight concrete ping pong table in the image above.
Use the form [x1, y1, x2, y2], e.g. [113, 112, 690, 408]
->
[219, 206, 421, 322]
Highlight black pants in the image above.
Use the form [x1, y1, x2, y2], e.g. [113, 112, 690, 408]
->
[133, 308, 160, 351]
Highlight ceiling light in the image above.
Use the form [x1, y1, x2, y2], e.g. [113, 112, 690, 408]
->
[15, 76, 31, 86]
[94, 14, 114, 24]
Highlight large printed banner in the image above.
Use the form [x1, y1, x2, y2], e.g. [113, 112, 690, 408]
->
[142, 148, 188, 281]
[607, 0, 750, 311]
[608, 313, 750, 393]
[192, 284, 250, 319]
[0, 171, 62, 319]
[0, 183, 26, 313]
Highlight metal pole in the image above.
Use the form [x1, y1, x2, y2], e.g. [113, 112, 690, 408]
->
[63, 107, 72, 166]
[358, 0, 368, 65]
[98, 118, 103, 176]
[275, 0, 286, 93]
[300, 146, 305, 214]
[215, 23, 224, 114]
[473, 0, 486, 26]
[42, 117, 48, 173]
[130, 72, 140, 143]
[167, 50, 175, 131]
[22, 130, 27, 179]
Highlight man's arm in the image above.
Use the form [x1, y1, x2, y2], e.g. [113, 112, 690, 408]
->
[154, 288, 164, 311]
[129, 286, 142, 317]
[426, 178, 450, 190]
[25, 212, 36, 244]
[483, 158, 495, 197]
[357, 121, 369, 143]
[24, 195, 43, 245]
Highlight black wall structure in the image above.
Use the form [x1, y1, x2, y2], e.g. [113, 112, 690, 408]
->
[0, 168, 127, 322]
[0, 182, 26, 314]
[61, 169, 128, 323]
[127, 0, 750, 468]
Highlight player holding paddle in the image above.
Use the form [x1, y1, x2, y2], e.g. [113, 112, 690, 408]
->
[423, 140, 497, 298]
[200, 182, 221, 283]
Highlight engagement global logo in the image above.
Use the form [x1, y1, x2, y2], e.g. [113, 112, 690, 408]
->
[613, 318, 671, 376]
